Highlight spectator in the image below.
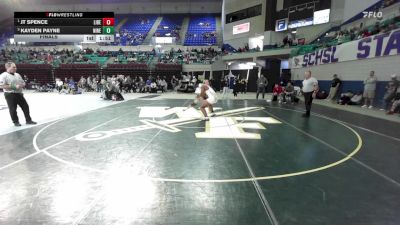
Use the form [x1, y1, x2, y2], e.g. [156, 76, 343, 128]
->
[171, 75, 179, 91]
[233, 77, 240, 98]
[225, 71, 235, 98]
[145, 78, 152, 92]
[256, 74, 268, 100]
[220, 77, 228, 99]
[150, 81, 158, 93]
[336, 31, 345, 44]
[362, 71, 377, 109]
[370, 22, 381, 35]
[138, 76, 145, 93]
[316, 90, 329, 99]
[383, 74, 399, 111]
[326, 74, 342, 101]
[160, 78, 168, 92]
[272, 83, 283, 102]
[191, 75, 197, 84]
[283, 81, 295, 103]
[68, 77, 76, 94]
[349, 28, 356, 40]
[239, 77, 247, 94]
[55, 78, 63, 93]
[387, 86, 400, 115]
[349, 91, 363, 105]
[338, 90, 354, 105]
[283, 32, 294, 46]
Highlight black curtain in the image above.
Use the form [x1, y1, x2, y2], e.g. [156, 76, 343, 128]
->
[281, 69, 291, 82]
[211, 71, 223, 91]
[247, 69, 259, 92]
[261, 59, 281, 92]
[205, 71, 211, 80]
[217, 64, 282, 93]
[265, 0, 277, 31]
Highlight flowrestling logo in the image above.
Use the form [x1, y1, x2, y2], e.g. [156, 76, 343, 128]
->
[362, 11, 383, 19]
[75, 106, 282, 141]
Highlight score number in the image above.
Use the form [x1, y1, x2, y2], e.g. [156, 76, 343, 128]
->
[102, 26, 114, 34]
[102, 18, 114, 26]
[102, 18, 114, 34]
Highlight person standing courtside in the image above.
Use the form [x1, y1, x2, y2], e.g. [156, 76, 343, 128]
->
[362, 71, 377, 109]
[326, 74, 341, 101]
[302, 71, 319, 118]
[256, 74, 268, 100]
[0, 62, 37, 126]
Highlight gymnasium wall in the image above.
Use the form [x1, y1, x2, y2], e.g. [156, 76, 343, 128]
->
[291, 53, 400, 106]
[222, 0, 267, 49]
[343, 0, 381, 22]
[290, 25, 400, 107]
[342, 2, 400, 31]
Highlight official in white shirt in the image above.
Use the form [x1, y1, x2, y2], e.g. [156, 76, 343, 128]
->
[302, 71, 319, 118]
[0, 62, 37, 126]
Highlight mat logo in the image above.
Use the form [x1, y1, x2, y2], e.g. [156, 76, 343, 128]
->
[0, 105, 8, 110]
[195, 116, 281, 139]
[75, 107, 282, 141]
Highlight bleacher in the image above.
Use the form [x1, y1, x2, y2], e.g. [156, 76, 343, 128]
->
[16, 64, 53, 85]
[54, 64, 100, 82]
[111, 15, 122, 46]
[107, 63, 148, 70]
[0, 32, 12, 47]
[154, 15, 184, 39]
[114, 51, 153, 64]
[155, 63, 182, 71]
[103, 63, 151, 79]
[83, 54, 109, 65]
[0, 18, 13, 47]
[184, 15, 217, 46]
[117, 14, 157, 46]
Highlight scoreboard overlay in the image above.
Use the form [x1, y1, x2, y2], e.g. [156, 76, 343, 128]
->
[14, 12, 115, 43]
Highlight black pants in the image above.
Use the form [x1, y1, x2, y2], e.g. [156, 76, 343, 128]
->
[283, 93, 294, 102]
[256, 86, 265, 99]
[104, 90, 116, 100]
[240, 84, 247, 93]
[303, 91, 313, 115]
[4, 92, 32, 124]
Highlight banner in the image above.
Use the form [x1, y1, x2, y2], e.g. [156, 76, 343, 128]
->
[291, 28, 400, 68]
[233, 22, 250, 35]
[288, 18, 313, 29]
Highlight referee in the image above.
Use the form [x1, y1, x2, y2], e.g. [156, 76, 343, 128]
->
[302, 70, 319, 118]
[0, 62, 36, 126]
